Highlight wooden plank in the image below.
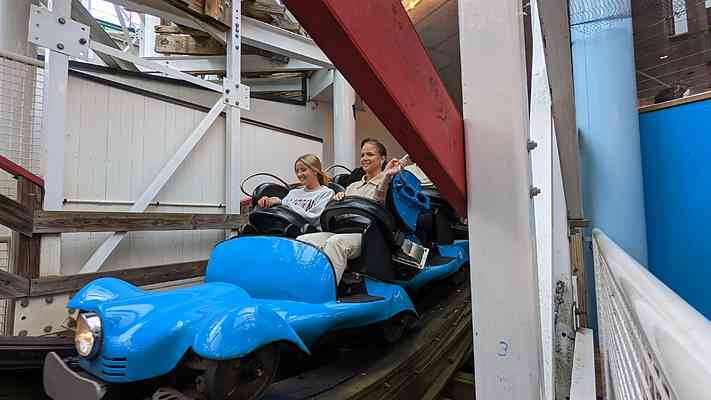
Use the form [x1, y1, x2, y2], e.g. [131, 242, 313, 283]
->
[175, 0, 206, 14]
[33, 211, 248, 234]
[205, 0, 230, 27]
[13, 177, 43, 278]
[30, 260, 208, 297]
[282, 0, 466, 215]
[537, 0, 584, 220]
[0, 193, 33, 237]
[155, 32, 225, 55]
[0, 155, 44, 189]
[0, 270, 30, 299]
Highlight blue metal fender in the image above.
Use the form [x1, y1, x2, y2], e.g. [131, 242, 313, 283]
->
[193, 304, 309, 360]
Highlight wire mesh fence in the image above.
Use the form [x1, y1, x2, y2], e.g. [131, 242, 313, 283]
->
[0, 52, 44, 335]
[593, 232, 675, 400]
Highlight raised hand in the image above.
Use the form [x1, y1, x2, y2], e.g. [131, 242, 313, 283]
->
[334, 192, 346, 201]
[383, 158, 402, 177]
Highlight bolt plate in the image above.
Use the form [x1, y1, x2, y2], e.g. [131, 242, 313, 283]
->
[28, 4, 91, 60]
[223, 79, 251, 111]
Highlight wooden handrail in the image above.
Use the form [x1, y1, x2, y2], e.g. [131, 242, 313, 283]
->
[0, 155, 44, 189]
[33, 211, 248, 234]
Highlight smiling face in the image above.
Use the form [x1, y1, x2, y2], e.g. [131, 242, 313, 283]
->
[360, 142, 386, 178]
[295, 160, 320, 190]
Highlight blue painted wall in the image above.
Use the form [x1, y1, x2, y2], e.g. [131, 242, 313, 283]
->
[639, 99, 711, 319]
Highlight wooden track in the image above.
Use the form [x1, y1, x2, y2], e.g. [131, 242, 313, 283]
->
[263, 279, 473, 400]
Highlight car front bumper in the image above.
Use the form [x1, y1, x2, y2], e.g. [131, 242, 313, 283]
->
[43, 352, 107, 400]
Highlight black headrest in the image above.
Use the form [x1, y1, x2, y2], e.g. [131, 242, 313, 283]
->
[249, 204, 316, 237]
[251, 182, 290, 208]
[321, 197, 396, 238]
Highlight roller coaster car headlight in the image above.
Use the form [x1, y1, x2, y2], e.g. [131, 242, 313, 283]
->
[75, 312, 102, 358]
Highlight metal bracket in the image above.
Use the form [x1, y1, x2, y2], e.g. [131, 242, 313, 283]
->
[28, 4, 90, 61]
[223, 79, 251, 110]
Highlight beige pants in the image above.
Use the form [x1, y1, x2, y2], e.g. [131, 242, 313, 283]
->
[297, 232, 362, 284]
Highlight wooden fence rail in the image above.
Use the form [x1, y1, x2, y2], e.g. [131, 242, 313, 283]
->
[0, 259, 209, 299]
[33, 211, 248, 234]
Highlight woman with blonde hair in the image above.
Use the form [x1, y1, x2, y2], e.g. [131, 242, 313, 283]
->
[257, 154, 335, 230]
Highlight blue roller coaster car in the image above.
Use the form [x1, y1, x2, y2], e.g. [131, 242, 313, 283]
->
[43, 170, 469, 400]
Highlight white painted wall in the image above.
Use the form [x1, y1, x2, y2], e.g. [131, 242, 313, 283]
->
[60, 75, 323, 274]
[354, 106, 405, 164]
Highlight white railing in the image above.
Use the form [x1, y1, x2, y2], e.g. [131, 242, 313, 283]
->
[593, 229, 711, 400]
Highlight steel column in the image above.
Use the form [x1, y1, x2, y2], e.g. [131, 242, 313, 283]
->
[459, 0, 544, 398]
[224, 0, 242, 232]
[283, 0, 466, 215]
[333, 71, 356, 168]
[39, 0, 72, 277]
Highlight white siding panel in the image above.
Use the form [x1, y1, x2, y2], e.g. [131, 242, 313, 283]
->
[60, 76, 322, 275]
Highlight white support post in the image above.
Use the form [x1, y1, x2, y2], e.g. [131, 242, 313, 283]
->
[458, 1, 544, 399]
[113, 5, 132, 51]
[79, 98, 226, 274]
[333, 71, 356, 168]
[139, 13, 159, 58]
[224, 0, 242, 234]
[39, 0, 71, 277]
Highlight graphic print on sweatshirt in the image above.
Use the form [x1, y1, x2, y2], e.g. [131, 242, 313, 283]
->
[287, 198, 317, 212]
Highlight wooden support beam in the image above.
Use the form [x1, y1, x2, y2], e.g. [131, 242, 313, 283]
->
[0, 194, 33, 237]
[12, 177, 43, 279]
[536, 0, 583, 220]
[155, 32, 225, 55]
[283, 0, 466, 215]
[0, 270, 30, 299]
[33, 211, 247, 234]
[29, 260, 208, 297]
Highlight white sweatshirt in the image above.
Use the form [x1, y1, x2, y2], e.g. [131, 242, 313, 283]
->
[281, 185, 335, 230]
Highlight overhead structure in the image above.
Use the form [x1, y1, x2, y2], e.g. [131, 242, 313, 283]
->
[283, 0, 466, 215]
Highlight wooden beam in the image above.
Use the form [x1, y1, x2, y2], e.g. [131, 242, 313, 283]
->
[537, 0, 584, 220]
[205, 0, 230, 27]
[30, 260, 208, 297]
[283, 0, 466, 215]
[155, 32, 225, 55]
[0, 194, 33, 237]
[13, 177, 43, 279]
[33, 211, 247, 234]
[0, 270, 30, 299]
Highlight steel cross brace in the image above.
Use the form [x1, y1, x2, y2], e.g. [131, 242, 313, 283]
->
[283, 0, 467, 214]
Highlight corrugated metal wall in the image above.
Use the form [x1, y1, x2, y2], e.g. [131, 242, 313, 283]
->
[60, 75, 322, 275]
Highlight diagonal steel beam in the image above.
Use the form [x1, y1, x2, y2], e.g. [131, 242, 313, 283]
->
[283, 0, 466, 214]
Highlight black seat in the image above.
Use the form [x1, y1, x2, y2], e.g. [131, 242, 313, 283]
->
[247, 205, 317, 238]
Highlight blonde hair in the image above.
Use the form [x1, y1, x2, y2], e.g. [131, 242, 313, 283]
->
[295, 154, 332, 186]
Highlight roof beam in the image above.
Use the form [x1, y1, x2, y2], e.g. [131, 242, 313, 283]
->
[283, 0, 466, 214]
[307, 68, 334, 100]
[242, 17, 333, 68]
[139, 54, 322, 74]
[70, 0, 137, 70]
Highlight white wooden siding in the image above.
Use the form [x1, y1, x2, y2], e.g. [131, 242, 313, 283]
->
[60, 75, 322, 275]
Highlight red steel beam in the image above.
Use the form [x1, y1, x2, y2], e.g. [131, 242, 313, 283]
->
[0, 155, 44, 189]
[283, 0, 466, 215]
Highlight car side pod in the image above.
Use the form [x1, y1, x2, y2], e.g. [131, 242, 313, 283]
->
[193, 304, 310, 360]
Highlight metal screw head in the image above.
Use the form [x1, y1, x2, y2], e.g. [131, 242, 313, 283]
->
[43, 325, 52, 333]
[58, 17, 66, 24]
[20, 299, 29, 308]
[225, 88, 231, 94]
[56, 43, 65, 50]
[18, 330, 28, 337]
[79, 38, 87, 45]
[527, 140, 538, 151]
[45, 296, 53, 304]
[530, 186, 542, 198]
